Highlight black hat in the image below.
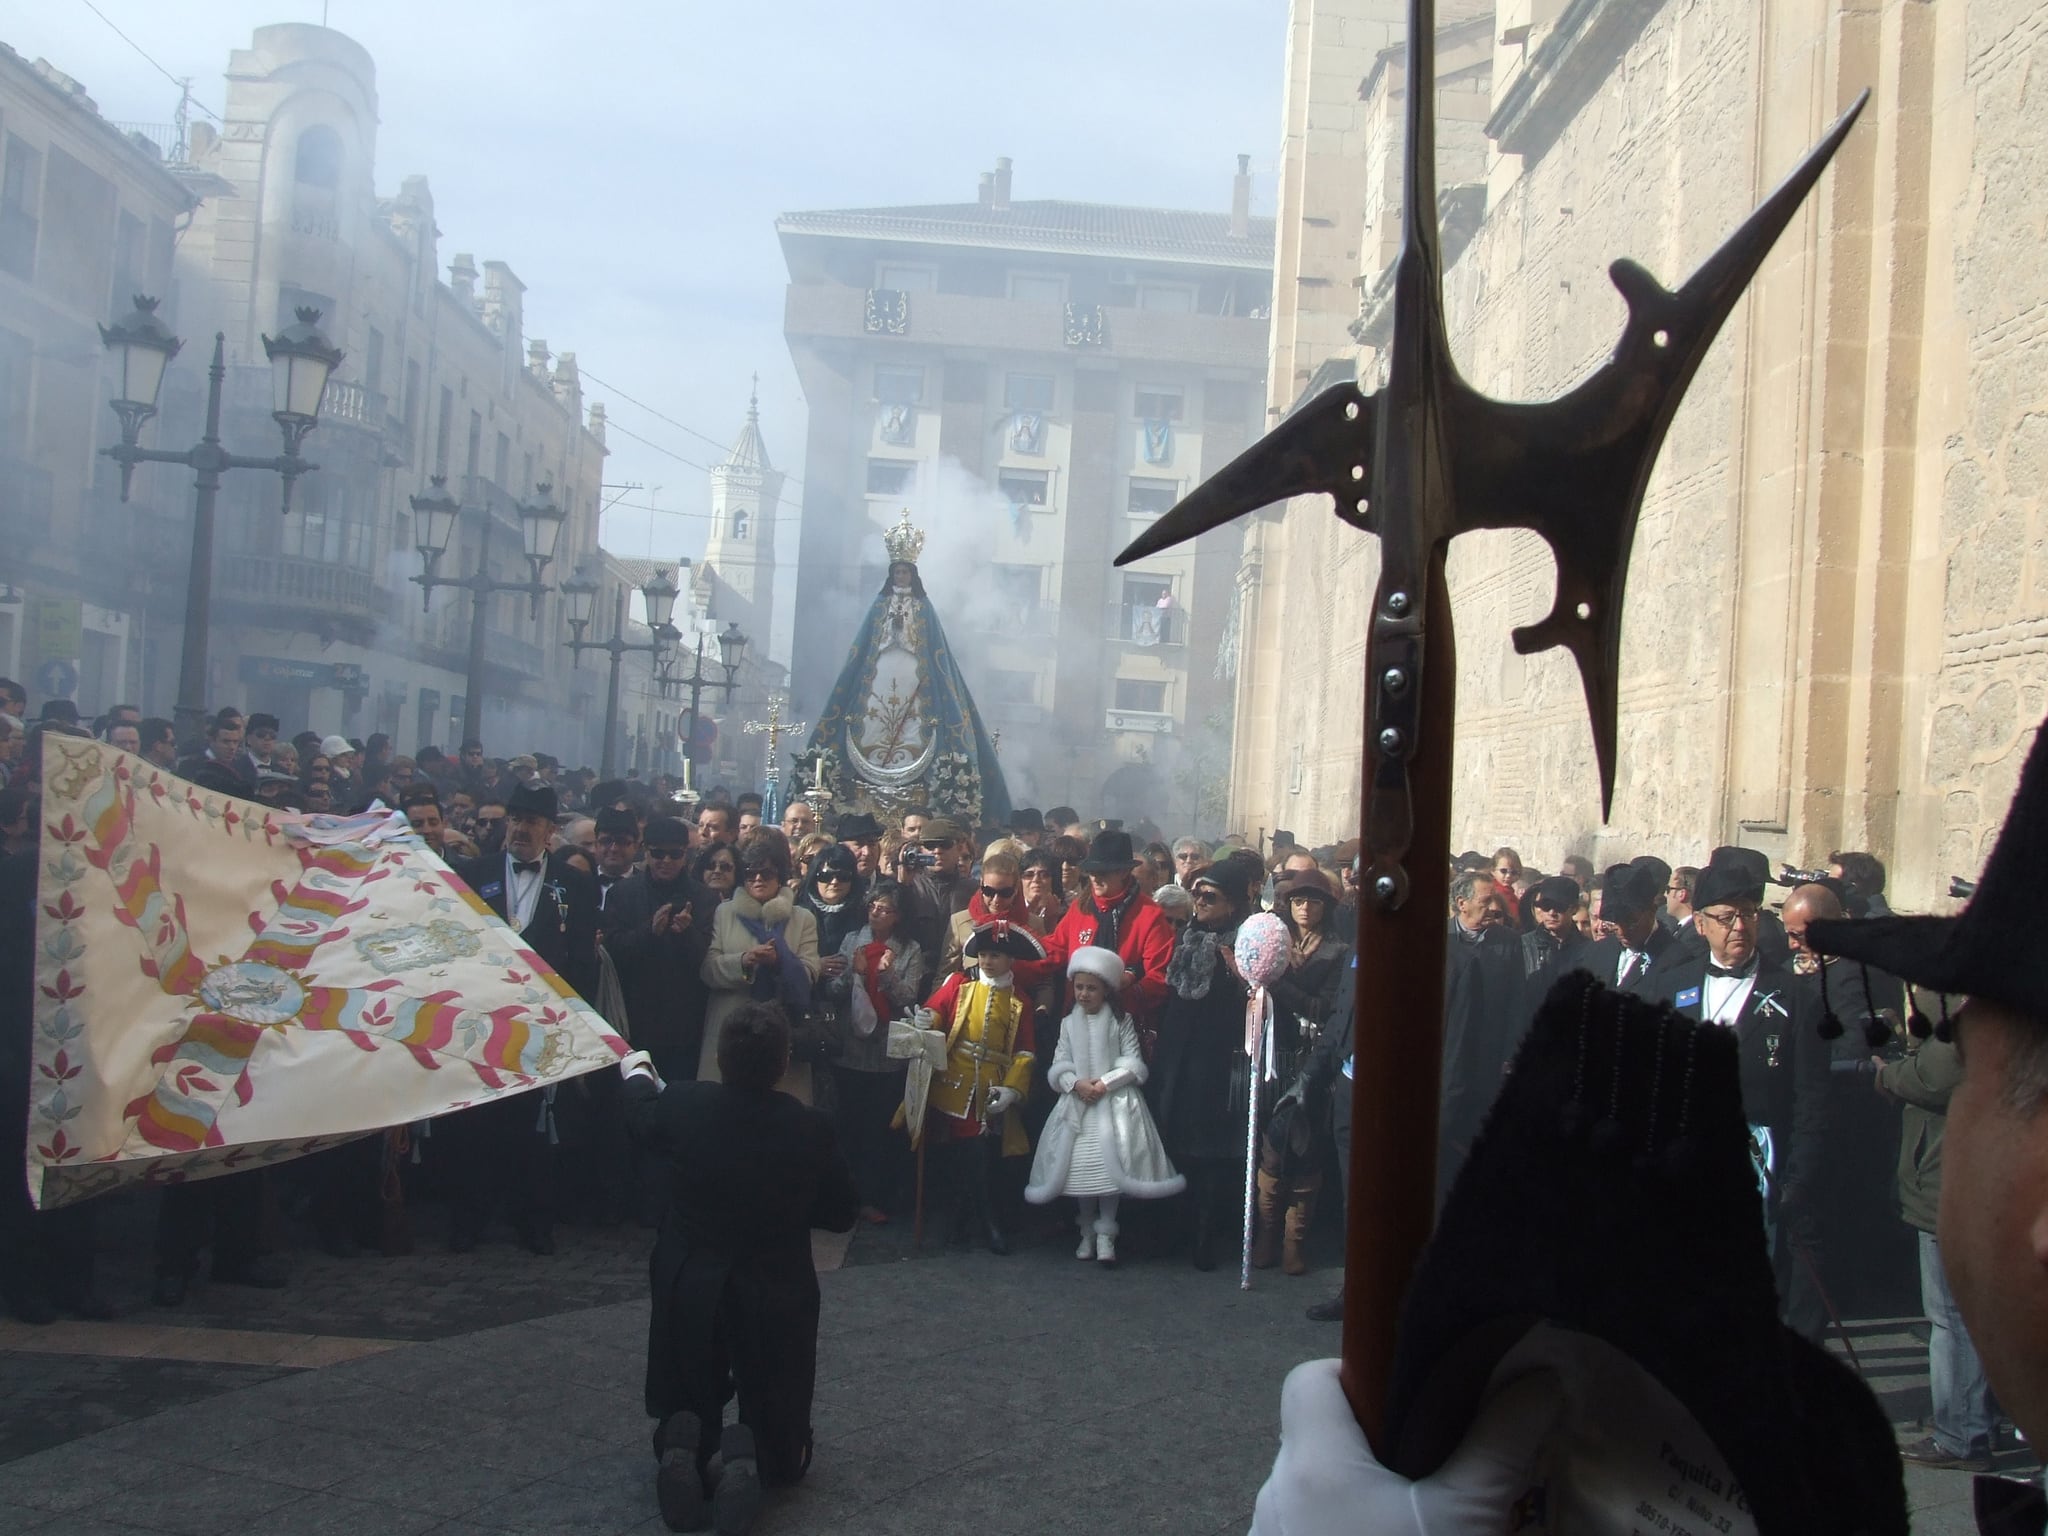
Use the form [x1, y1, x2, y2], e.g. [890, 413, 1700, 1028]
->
[835, 811, 884, 841]
[1528, 874, 1582, 911]
[642, 815, 690, 850]
[1388, 972, 1905, 1533]
[1596, 863, 1659, 918]
[963, 921, 1048, 962]
[811, 843, 859, 881]
[1809, 713, 2048, 1020]
[38, 698, 80, 725]
[505, 781, 558, 821]
[1691, 845, 1770, 912]
[593, 806, 638, 839]
[1010, 807, 1045, 834]
[1630, 853, 1672, 892]
[246, 713, 281, 735]
[1078, 828, 1137, 874]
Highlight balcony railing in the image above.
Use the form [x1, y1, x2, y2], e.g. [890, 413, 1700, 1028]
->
[1117, 604, 1186, 648]
[217, 552, 384, 623]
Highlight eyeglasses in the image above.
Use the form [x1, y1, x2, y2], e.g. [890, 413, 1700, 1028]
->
[1698, 906, 1760, 929]
[980, 884, 1017, 902]
[647, 847, 688, 861]
[817, 872, 851, 886]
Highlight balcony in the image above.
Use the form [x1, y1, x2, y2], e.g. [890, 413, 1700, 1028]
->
[318, 378, 387, 433]
[216, 551, 387, 639]
[1115, 603, 1186, 648]
[1104, 708, 1175, 735]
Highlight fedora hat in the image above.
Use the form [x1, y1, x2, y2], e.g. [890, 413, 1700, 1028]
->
[1276, 868, 1337, 905]
[1690, 845, 1771, 913]
[834, 811, 884, 841]
[1808, 713, 2048, 1021]
[1078, 828, 1137, 874]
[505, 781, 558, 821]
[1596, 863, 1660, 918]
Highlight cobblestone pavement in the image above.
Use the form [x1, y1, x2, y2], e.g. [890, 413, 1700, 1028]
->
[0, 1188, 2022, 1533]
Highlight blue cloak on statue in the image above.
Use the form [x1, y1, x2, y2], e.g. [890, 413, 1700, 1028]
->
[804, 558, 1011, 828]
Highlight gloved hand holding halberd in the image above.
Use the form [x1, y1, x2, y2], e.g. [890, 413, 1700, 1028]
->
[618, 1049, 663, 1090]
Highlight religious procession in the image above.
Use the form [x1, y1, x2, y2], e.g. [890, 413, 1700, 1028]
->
[5, 1, 2048, 1534]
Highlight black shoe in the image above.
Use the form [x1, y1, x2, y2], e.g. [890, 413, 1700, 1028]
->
[1305, 1292, 1345, 1323]
[655, 1409, 707, 1533]
[712, 1424, 762, 1535]
[982, 1217, 1011, 1257]
[151, 1272, 188, 1307]
[62, 1290, 116, 1322]
[5, 1290, 57, 1325]
[212, 1254, 289, 1289]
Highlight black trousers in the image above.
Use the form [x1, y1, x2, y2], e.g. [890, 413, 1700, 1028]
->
[830, 1064, 903, 1211]
[439, 1092, 555, 1241]
[156, 1170, 267, 1278]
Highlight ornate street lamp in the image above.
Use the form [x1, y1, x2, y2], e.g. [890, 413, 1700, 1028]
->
[664, 617, 750, 774]
[99, 295, 344, 737]
[562, 563, 689, 778]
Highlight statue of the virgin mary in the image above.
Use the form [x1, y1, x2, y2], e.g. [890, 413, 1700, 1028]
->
[802, 511, 1012, 827]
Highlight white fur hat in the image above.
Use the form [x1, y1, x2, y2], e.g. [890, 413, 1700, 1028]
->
[1067, 946, 1123, 989]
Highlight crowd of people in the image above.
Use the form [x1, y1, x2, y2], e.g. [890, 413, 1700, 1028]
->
[0, 683, 2005, 1528]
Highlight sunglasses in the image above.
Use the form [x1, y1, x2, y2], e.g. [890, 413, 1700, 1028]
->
[921, 839, 952, 851]
[647, 847, 688, 860]
[706, 861, 736, 875]
[980, 884, 1017, 901]
[817, 871, 851, 885]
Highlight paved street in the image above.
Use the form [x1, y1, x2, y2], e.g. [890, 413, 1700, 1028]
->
[0, 1194, 2023, 1534]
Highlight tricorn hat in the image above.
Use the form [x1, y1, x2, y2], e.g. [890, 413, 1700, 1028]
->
[505, 781, 558, 821]
[1690, 845, 1770, 912]
[834, 811, 884, 841]
[1078, 828, 1137, 874]
[1809, 713, 2048, 1021]
[964, 920, 1048, 962]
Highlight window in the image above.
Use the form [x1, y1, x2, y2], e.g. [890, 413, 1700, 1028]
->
[40, 147, 114, 314]
[111, 211, 145, 313]
[1128, 478, 1178, 518]
[1134, 387, 1184, 421]
[0, 326, 30, 456]
[494, 431, 511, 488]
[1136, 283, 1195, 314]
[996, 468, 1049, 511]
[987, 669, 1037, 707]
[294, 126, 343, 188]
[364, 327, 384, 395]
[1121, 575, 1179, 646]
[873, 366, 923, 405]
[281, 476, 371, 571]
[1007, 272, 1065, 305]
[1004, 373, 1054, 412]
[0, 136, 41, 281]
[990, 563, 1042, 627]
[403, 360, 421, 455]
[466, 411, 483, 481]
[731, 506, 750, 540]
[876, 263, 933, 292]
[866, 458, 916, 497]
[1113, 678, 1168, 713]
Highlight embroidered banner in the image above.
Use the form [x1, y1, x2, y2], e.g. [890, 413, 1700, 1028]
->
[25, 739, 627, 1209]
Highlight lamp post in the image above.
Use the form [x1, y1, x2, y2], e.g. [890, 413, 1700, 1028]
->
[99, 296, 343, 740]
[562, 566, 681, 778]
[411, 476, 566, 749]
[660, 619, 748, 774]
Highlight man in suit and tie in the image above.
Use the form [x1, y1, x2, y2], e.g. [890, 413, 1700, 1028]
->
[1577, 863, 1678, 996]
[443, 781, 602, 1253]
[1647, 845, 1831, 1339]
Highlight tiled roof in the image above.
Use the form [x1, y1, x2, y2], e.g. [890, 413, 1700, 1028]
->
[776, 199, 1274, 269]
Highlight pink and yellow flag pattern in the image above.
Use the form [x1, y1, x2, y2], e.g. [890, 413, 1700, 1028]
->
[25, 738, 627, 1209]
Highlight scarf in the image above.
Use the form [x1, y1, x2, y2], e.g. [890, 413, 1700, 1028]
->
[857, 933, 895, 1021]
[1082, 880, 1143, 953]
[735, 890, 812, 1013]
[1168, 920, 1238, 1000]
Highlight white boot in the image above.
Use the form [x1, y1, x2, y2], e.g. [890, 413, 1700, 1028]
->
[1075, 1198, 1098, 1260]
[1094, 1197, 1121, 1267]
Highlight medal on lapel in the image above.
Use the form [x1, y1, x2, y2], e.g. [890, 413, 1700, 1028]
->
[1765, 1032, 1782, 1069]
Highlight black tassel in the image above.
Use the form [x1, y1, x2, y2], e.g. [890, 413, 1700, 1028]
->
[1907, 1007, 1933, 1039]
[1862, 1015, 1893, 1050]
[1934, 995, 1955, 1043]
[1815, 957, 1845, 1040]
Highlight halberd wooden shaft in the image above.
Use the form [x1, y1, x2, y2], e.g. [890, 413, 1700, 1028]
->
[1340, 559, 1455, 1455]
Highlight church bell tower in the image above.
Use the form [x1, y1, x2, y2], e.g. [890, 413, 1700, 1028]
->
[694, 381, 781, 657]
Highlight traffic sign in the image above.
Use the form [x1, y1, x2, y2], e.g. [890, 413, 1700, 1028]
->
[35, 659, 78, 700]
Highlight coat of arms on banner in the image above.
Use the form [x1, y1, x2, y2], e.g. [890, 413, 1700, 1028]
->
[24, 738, 627, 1209]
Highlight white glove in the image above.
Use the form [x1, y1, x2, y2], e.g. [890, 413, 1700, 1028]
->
[1250, 1359, 1564, 1536]
[986, 1086, 1021, 1115]
[618, 1049, 663, 1090]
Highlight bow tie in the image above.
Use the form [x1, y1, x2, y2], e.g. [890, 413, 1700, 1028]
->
[1706, 960, 1754, 979]
[512, 858, 543, 875]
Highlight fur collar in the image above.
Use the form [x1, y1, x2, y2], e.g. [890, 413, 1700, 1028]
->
[734, 887, 795, 924]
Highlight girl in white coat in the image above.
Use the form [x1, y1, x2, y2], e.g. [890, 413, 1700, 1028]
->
[1025, 947, 1186, 1265]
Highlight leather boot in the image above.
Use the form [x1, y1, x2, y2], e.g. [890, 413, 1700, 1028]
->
[1283, 1175, 1319, 1276]
[1251, 1170, 1284, 1269]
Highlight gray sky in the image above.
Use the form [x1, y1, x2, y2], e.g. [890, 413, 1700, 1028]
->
[12, 0, 1284, 659]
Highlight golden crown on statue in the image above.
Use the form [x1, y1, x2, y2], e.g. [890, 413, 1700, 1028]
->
[883, 508, 925, 565]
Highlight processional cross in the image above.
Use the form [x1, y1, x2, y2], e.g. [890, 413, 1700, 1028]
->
[744, 695, 806, 817]
[1118, 0, 1864, 1454]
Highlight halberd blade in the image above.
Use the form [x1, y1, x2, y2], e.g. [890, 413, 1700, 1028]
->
[1114, 385, 1376, 565]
